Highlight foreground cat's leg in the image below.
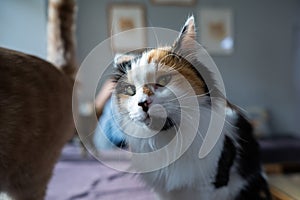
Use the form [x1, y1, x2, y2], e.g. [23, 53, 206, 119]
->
[6, 177, 48, 200]
[9, 187, 46, 200]
[12, 192, 45, 200]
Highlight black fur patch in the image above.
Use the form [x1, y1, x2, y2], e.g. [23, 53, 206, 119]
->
[234, 174, 271, 200]
[161, 117, 175, 131]
[233, 113, 271, 200]
[235, 113, 262, 178]
[213, 136, 236, 188]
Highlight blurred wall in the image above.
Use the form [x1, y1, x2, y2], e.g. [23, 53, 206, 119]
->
[0, 0, 47, 58]
[0, 0, 299, 135]
[77, 0, 300, 135]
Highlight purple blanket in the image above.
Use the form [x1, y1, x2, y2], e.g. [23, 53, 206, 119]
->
[46, 144, 156, 200]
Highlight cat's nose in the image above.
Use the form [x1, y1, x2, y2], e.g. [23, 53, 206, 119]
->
[138, 100, 149, 112]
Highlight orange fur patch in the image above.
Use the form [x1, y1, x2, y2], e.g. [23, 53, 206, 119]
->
[147, 48, 206, 95]
[143, 85, 154, 96]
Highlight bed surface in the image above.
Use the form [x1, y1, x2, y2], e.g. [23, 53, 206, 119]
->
[46, 136, 300, 199]
[46, 144, 156, 200]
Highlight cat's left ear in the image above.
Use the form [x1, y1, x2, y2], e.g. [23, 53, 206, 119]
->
[173, 16, 196, 53]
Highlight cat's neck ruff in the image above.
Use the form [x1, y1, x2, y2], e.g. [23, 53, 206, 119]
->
[120, 101, 236, 192]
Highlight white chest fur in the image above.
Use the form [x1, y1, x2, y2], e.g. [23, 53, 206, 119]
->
[123, 105, 245, 200]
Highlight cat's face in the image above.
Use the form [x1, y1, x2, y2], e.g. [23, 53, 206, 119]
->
[114, 17, 209, 132]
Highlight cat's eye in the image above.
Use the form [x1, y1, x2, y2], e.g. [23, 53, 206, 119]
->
[156, 74, 172, 87]
[124, 85, 136, 96]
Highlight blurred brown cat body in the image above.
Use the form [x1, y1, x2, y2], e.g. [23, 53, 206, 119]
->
[0, 47, 74, 200]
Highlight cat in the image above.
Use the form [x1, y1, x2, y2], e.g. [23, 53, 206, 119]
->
[112, 16, 271, 200]
[0, 47, 74, 200]
[0, 0, 76, 199]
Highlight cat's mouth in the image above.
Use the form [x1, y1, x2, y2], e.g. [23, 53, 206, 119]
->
[139, 105, 175, 131]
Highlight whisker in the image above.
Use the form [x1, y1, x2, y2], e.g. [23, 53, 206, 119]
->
[159, 53, 181, 66]
[148, 19, 160, 49]
[168, 89, 213, 102]
[167, 103, 236, 133]
[110, 13, 116, 55]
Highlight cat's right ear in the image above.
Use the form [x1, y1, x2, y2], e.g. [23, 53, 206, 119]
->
[113, 54, 135, 80]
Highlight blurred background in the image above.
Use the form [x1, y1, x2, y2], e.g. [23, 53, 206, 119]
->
[1, 0, 299, 136]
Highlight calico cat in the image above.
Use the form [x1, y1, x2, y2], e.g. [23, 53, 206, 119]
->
[0, 0, 76, 199]
[113, 16, 271, 200]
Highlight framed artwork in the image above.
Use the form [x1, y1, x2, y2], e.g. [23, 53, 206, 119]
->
[199, 8, 234, 55]
[108, 4, 146, 52]
[150, 0, 196, 6]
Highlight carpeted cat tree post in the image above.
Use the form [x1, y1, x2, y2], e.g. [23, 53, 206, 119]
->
[46, 0, 90, 155]
[47, 0, 77, 79]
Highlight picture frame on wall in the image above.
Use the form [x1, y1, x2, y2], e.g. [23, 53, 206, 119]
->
[151, 0, 196, 6]
[108, 3, 146, 52]
[199, 8, 234, 55]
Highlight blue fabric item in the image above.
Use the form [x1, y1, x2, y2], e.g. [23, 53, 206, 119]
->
[93, 98, 125, 150]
